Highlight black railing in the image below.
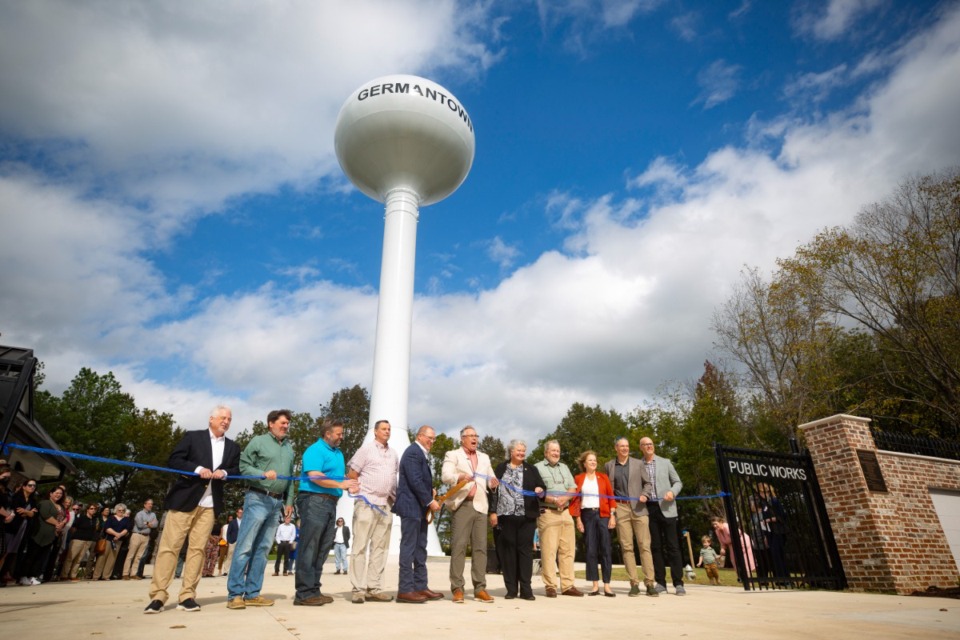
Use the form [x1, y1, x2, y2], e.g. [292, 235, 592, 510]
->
[871, 429, 960, 461]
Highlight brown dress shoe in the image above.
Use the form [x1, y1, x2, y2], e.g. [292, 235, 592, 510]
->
[452, 588, 464, 603]
[562, 586, 585, 597]
[474, 590, 494, 602]
[397, 591, 427, 604]
[419, 588, 444, 600]
[293, 595, 326, 606]
[545, 587, 558, 598]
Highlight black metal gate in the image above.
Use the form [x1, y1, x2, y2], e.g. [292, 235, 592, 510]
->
[714, 443, 846, 590]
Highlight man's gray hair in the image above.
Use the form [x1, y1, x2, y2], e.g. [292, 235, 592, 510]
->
[209, 404, 231, 418]
[460, 425, 477, 438]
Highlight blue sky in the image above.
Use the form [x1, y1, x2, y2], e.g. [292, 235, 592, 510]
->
[1, 0, 958, 445]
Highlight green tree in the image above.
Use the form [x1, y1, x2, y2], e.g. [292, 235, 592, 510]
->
[318, 385, 370, 464]
[532, 403, 632, 471]
[479, 434, 506, 469]
[35, 368, 181, 508]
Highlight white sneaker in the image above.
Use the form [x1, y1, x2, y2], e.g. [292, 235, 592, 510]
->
[19, 577, 31, 586]
[30, 577, 41, 585]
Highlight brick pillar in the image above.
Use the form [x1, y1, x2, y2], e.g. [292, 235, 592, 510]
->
[800, 413, 960, 593]
[799, 414, 897, 592]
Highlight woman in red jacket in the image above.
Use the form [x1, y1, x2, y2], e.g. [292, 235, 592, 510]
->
[570, 451, 617, 596]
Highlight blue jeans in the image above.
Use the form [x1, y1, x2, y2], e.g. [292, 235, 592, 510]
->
[227, 491, 283, 600]
[334, 543, 348, 572]
[294, 493, 338, 601]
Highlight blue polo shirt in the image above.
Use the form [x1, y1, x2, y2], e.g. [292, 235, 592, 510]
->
[299, 438, 345, 497]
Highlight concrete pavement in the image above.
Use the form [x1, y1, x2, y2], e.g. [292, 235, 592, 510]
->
[1, 559, 958, 639]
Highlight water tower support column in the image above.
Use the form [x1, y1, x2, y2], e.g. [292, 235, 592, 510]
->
[369, 187, 420, 451]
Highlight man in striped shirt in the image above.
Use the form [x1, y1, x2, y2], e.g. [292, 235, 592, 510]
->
[345, 419, 399, 603]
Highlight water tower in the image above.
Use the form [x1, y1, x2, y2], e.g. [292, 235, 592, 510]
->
[334, 74, 475, 553]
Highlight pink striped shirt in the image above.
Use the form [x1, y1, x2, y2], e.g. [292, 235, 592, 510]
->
[347, 439, 399, 507]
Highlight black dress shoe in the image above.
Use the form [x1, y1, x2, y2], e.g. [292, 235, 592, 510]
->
[520, 594, 536, 601]
[604, 591, 616, 598]
[505, 593, 516, 600]
[588, 590, 601, 596]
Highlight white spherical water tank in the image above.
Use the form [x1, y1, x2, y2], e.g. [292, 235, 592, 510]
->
[334, 74, 476, 206]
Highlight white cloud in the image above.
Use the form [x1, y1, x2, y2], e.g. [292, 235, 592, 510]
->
[794, 0, 886, 41]
[694, 59, 742, 109]
[486, 236, 521, 270]
[0, 0, 498, 220]
[2, 1, 959, 450]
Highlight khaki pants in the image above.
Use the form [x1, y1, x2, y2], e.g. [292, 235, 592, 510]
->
[123, 532, 150, 577]
[222, 543, 235, 576]
[61, 539, 93, 579]
[449, 502, 488, 592]
[93, 542, 121, 580]
[349, 501, 392, 593]
[537, 508, 576, 591]
[615, 503, 654, 586]
[148, 506, 214, 604]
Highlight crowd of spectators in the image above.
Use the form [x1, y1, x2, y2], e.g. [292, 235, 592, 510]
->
[0, 459, 299, 590]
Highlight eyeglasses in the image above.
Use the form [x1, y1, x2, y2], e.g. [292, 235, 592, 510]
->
[26, 483, 36, 487]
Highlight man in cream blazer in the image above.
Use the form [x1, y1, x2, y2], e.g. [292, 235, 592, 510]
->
[441, 425, 498, 603]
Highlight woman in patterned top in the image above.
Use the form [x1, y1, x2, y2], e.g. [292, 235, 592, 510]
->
[489, 440, 544, 601]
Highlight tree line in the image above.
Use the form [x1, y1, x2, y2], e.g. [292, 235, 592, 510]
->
[28, 169, 960, 552]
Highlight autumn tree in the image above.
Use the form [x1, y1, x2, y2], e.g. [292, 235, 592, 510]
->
[778, 169, 960, 437]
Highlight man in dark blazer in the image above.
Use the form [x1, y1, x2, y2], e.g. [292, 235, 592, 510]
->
[605, 437, 658, 597]
[145, 405, 241, 614]
[393, 425, 441, 604]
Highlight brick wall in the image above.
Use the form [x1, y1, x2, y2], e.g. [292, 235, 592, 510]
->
[800, 414, 960, 593]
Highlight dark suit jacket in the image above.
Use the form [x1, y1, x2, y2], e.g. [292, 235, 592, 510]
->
[226, 518, 240, 544]
[393, 443, 433, 520]
[489, 461, 544, 520]
[164, 428, 241, 517]
[604, 456, 653, 516]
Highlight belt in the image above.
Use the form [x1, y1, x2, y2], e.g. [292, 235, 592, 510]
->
[133, 531, 150, 536]
[248, 486, 285, 500]
[308, 492, 338, 502]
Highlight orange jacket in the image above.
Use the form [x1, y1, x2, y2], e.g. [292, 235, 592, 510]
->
[570, 472, 617, 518]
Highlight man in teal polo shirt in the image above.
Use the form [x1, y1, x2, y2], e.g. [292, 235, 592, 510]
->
[293, 420, 357, 606]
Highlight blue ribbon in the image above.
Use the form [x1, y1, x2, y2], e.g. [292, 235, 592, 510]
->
[2, 442, 387, 515]
[472, 471, 727, 503]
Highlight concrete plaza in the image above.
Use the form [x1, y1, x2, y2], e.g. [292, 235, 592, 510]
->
[1, 558, 958, 639]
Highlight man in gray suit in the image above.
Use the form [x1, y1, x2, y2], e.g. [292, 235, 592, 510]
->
[605, 437, 658, 597]
[639, 436, 685, 595]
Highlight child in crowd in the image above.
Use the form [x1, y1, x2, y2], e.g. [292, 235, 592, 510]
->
[697, 535, 721, 585]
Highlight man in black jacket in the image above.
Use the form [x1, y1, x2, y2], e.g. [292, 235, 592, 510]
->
[144, 405, 241, 614]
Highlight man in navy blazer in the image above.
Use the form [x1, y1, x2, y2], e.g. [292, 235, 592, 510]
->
[393, 425, 441, 604]
[145, 405, 241, 614]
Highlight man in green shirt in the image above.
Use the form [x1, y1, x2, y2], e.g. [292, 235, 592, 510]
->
[226, 409, 296, 609]
[534, 440, 583, 598]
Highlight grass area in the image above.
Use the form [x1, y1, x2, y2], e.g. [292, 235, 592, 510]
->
[574, 566, 743, 588]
